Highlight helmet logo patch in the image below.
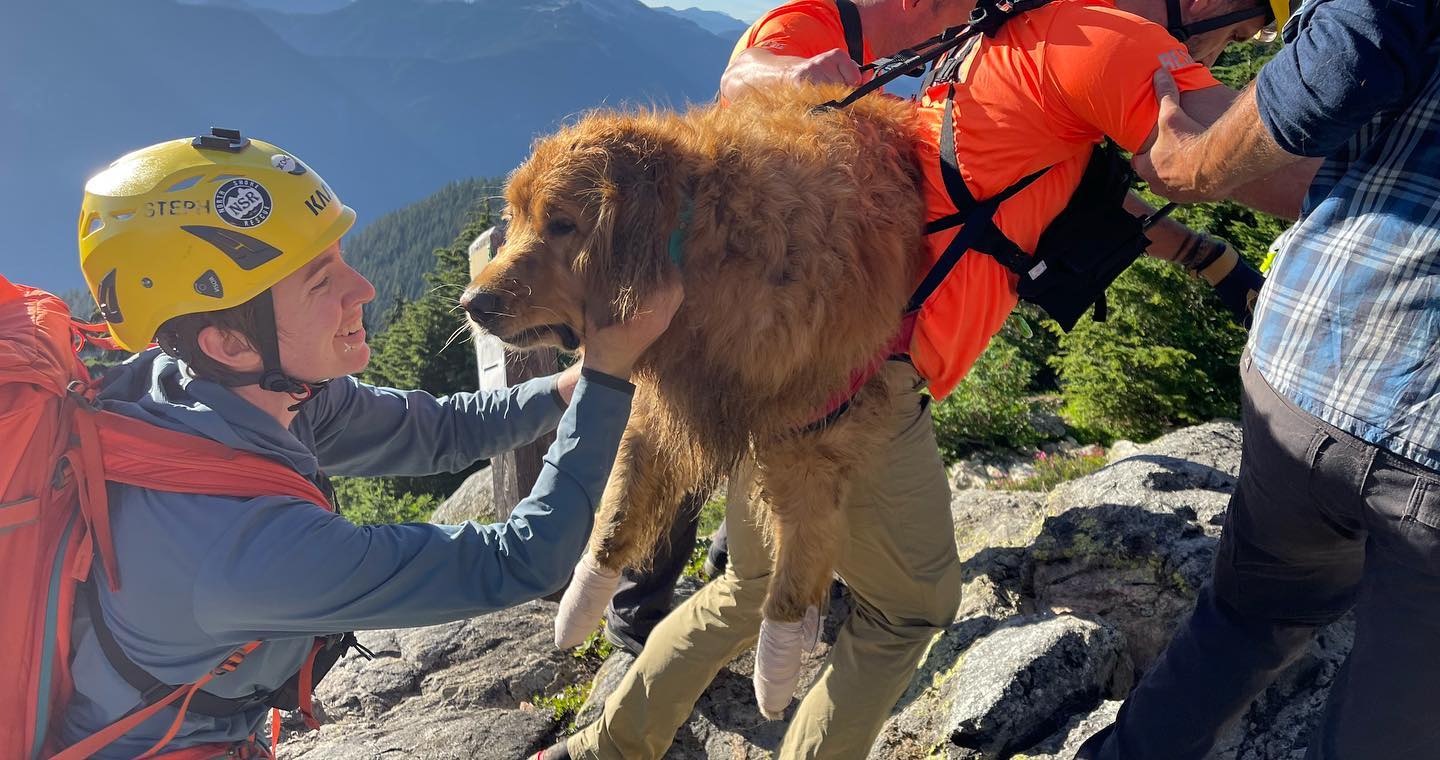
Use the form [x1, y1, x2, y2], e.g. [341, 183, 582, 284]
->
[194, 270, 225, 299]
[271, 154, 308, 176]
[214, 178, 273, 228]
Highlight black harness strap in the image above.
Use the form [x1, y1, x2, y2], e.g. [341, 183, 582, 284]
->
[815, 0, 1054, 113]
[834, 0, 865, 65]
[1165, 0, 1271, 42]
[907, 87, 1049, 312]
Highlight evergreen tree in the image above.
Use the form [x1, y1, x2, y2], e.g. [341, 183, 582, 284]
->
[345, 178, 505, 331]
[334, 203, 503, 524]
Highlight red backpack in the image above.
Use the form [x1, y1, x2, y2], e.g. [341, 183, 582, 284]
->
[0, 274, 336, 759]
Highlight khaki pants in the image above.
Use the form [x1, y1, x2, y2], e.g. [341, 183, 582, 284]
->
[571, 361, 963, 760]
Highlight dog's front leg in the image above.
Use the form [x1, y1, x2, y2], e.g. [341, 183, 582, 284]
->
[749, 379, 890, 718]
[554, 386, 692, 648]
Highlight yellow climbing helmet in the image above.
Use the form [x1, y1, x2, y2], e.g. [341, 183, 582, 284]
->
[1269, 0, 1292, 32]
[79, 128, 355, 352]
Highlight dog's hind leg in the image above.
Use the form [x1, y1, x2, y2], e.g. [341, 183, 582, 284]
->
[748, 377, 891, 718]
[554, 385, 701, 648]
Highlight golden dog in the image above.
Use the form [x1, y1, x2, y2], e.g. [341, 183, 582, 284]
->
[462, 85, 925, 714]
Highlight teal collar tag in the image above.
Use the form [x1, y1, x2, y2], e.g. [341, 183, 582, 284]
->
[667, 194, 694, 269]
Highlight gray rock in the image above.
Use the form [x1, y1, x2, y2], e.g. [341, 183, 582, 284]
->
[1023, 421, 1244, 668]
[950, 449, 1049, 490]
[1028, 407, 1070, 440]
[1106, 440, 1141, 463]
[871, 614, 1129, 760]
[1047, 421, 1242, 537]
[1026, 502, 1215, 669]
[1017, 699, 1122, 759]
[952, 490, 1048, 564]
[286, 705, 553, 759]
[572, 649, 635, 731]
[283, 421, 1352, 760]
[886, 615, 1003, 734]
[429, 468, 498, 525]
[314, 600, 587, 723]
[946, 615, 1130, 759]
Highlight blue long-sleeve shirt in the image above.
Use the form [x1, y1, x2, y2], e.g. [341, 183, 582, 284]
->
[62, 349, 632, 757]
[1248, 0, 1440, 471]
[1256, 0, 1439, 156]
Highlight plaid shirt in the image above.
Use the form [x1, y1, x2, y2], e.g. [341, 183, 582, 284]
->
[1250, 56, 1440, 472]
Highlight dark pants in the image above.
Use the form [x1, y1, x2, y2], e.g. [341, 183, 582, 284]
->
[604, 491, 725, 653]
[1081, 356, 1440, 760]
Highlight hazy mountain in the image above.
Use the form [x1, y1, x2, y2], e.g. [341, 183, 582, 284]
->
[177, 0, 355, 13]
[2, 0, 728, 293]
[656, 5, 749, 39]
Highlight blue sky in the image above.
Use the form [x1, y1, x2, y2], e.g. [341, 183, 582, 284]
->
[641, 0, 770, 22]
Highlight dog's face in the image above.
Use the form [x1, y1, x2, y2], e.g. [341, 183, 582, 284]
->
[462, 116, 685, 352]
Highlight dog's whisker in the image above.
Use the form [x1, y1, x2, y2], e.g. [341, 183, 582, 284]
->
[438, 324, 471, 354]
[529, 302, 561, 320]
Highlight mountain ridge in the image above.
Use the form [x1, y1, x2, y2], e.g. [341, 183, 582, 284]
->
[2, 0, 731, 293]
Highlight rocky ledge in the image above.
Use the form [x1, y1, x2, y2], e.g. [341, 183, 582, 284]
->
[284, 422, 1350, 759]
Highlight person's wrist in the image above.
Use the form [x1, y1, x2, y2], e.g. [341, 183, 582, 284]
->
[580, 352, 635, 381]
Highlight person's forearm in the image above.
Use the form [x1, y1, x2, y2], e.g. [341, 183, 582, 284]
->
[1125, 193, 1188, 262]
[720, 48, 802, 101]
[1182, 85, 1301, 199]
[1223, 157, 1321, 220]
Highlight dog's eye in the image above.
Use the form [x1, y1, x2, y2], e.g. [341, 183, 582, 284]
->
[545, 219, 576, 237]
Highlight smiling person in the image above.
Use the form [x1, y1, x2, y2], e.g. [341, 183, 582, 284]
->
[57, 130, 681, 759]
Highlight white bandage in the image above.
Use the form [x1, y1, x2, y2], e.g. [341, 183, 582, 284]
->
[554, 553, 622, 649]
[753, 605, 821, 720]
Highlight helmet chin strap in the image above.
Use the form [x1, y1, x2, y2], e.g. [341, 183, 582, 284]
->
[238, 289, 330, 410]
[1164, 0, 1270, 42]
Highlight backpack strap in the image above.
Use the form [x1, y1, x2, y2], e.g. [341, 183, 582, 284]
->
[80, 581, 279, 718]
[834, 0, 865, 65]
[92, 409, 331, 511]
[48, 641, 262, 760]
[66, 405, 331, 594]
[814, 0, 1055, 113]
[51, 405, 336, 757]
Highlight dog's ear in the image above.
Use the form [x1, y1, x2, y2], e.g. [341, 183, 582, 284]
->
[578, 130, 684, 323]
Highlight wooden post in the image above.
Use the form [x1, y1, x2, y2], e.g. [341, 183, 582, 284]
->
[469, 223, 560, 522]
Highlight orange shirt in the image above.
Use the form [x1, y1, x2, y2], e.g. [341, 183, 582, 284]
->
[728, 0, 875, 67]
[910, 0, 1221, 398]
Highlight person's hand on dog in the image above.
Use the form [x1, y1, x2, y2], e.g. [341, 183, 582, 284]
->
[580, 277, 685, 381]
[788, 48, 863, 88]
[555, 364, 582, 405]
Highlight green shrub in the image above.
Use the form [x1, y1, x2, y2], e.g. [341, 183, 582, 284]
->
[532, 683, 591, 728]
[991, 450, 1108, 492]
[332, 476, 441, 526]
[1050, 257, 1247, 441]
[683, 494, 728, 580]
[931, 324, 1045, 460]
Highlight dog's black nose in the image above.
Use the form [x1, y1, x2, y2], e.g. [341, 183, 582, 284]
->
[461, 289, 504, 321]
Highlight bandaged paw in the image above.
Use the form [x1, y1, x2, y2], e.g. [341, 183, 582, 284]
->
[554, 553, 621, 649]
[753, 605, 821, 720]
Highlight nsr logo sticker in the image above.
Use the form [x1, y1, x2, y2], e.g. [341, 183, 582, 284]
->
[214, 178, 273, 228]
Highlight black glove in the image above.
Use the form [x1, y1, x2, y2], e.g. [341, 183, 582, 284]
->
[1193, 242, 1264, 328]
